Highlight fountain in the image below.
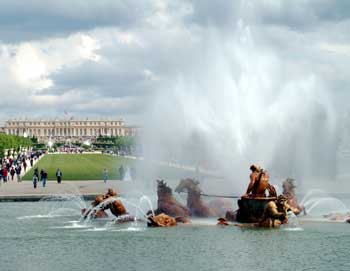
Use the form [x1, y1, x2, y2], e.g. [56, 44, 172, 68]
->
[300, 190, 349, 221]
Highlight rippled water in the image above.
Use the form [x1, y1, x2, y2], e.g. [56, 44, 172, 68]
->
[1, 201, 350, 271]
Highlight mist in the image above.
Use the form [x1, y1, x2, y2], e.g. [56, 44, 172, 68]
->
[140, 22, 338, 194]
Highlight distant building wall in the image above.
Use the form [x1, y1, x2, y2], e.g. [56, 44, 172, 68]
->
[2, 119, 140, 143]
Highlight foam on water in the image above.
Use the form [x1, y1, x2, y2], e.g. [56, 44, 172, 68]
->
[17, 214, 56, 220]
[50, 220, 92, 229]
[112, 227, 146, 232]
[83, 227, 109, 232]
[190, 218, 218, 226]
[282, 227, 304, 232]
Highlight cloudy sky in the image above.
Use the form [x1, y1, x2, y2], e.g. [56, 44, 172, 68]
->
[0, 0, 349, 126]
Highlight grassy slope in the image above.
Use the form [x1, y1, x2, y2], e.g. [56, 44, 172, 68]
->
[22, 154, 195, 181]
[22, 154, 134, 181]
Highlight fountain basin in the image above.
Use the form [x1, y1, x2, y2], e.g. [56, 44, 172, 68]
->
[236, 197, 276, 223]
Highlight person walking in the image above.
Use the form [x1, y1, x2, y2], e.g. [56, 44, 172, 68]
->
[41, 170, 47, 188]
[56, 168, 62, 184]
[103, 168, 108, 183]
[33, 175, 38, 189]
[15, 165, 22, 182]
[10, 167, 15, 181]
[34, 168, 39, 179]
[40, 169, 44, 182]
[0, 167, 3, 183]
[23, 161, 27, 172]
[3, 167, 8, 183]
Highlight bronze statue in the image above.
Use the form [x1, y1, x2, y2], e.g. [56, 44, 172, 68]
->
[258, 195, 290, 228]
[243, 164, 277, 198]
[154, 180, 191, 218]
[147, 213, 178, 227]
[82, 188, 130, 220]
[175, 178, 233, 217]
[282, 178, 305, 215]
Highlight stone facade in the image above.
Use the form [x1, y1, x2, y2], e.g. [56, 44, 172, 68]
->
[2, 119, 139, 143]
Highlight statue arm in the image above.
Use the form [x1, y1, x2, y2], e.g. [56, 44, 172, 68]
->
[244, 174, 256, 195]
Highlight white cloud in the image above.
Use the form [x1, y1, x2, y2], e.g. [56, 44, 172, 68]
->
[319, 42, 350, 55]
[142, 69, 160, 81]
[0, 32, 101, 93]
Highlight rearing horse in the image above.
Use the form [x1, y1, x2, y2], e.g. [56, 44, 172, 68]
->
[175, 178, 233, 217]
[154, 180, 191, 218]
[282, 178, 305, 215]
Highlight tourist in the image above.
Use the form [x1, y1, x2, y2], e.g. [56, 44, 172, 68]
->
[2, 167, 8, 182]
[103, 168, 108, 183]
[0, 167, 3, 183]
[15, 165, 21, 182]
[33, 175, 38, 189]
[10, 167, 15, 181]
[23, 160, 27, 172]
[118, 165, 125, 180]
[42, 170, 47, 187]
[40, 169, 44, 182]
[34, 167, 39, 178]
[56, 168, 62, 184]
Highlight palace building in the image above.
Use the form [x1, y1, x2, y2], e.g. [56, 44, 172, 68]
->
[2, 118, 139, 143]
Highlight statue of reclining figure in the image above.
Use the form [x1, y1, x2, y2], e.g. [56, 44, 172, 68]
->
[258, 195, 290, 228]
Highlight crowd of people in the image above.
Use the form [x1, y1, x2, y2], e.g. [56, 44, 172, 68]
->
[0, 151, 44, 183]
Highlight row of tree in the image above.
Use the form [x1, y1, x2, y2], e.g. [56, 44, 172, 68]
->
[93, 135, 136, 149]
[0, 134, 33, 157]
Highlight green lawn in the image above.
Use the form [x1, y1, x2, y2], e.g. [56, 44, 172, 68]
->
[22, 154, 134, 181]
[22, 154, 196, 181]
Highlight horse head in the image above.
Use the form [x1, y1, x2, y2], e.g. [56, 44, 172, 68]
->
[175, 178, 202, 195]
[157, 180, 173, 197]
[282, 178, 296, 196]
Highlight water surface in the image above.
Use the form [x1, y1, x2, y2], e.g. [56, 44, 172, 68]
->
[1, 201, 350, 271]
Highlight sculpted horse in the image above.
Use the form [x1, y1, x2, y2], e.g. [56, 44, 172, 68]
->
[154, 180, 191, 218]
[174, 178, 233, 217]
[282, 178, 305, 215]
[82, 188, 132, 221]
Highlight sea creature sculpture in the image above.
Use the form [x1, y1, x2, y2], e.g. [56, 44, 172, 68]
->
[82, 188, 131, 220]
[147, 213, 177, 227]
